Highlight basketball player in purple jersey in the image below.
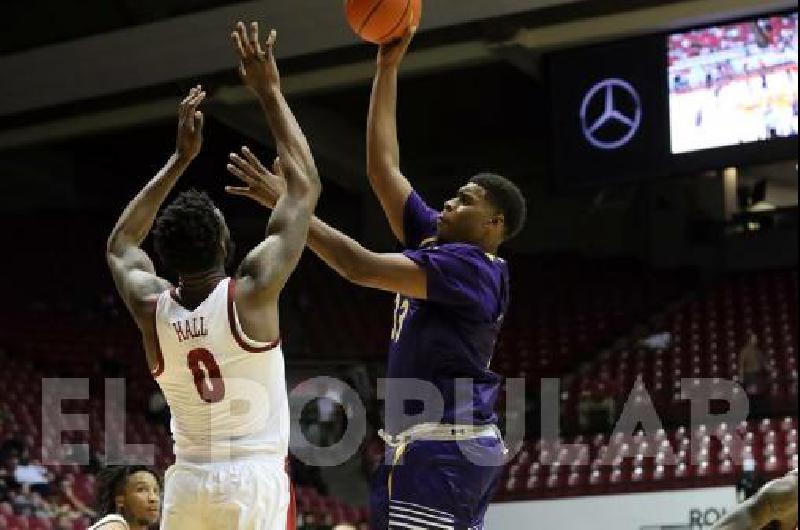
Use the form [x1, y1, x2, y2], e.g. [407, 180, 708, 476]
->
[225, 28, 526, 530]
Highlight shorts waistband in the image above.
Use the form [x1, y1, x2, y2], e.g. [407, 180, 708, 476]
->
[379, 423, 503, 448]
[175, 450, 287, 466]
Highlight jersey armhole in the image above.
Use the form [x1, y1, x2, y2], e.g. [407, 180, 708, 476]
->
[148, 295, 165, 378]
[226, 278, 281, 353]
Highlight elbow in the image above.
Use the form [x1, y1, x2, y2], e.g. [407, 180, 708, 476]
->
[343, 252, 378, 289]
[344, 264, 365, 286]
[286, 174, 322, 206]
[309, 172, 322, 200]
[366, 154, 379, 176]
[301, 156, 322, 192]
[366, 146, 390, 172]
[286, 156, 322, 200]
[366, 162, 401, 188]
[106, 230, 136, 261]
[367, 158, 397, 180]
[301, 178, 322, 206]
[106, 233, 120, 259]
[335, 257, 361, 285]
[366, 168, 382, 187]
[344, 266, 370, 288]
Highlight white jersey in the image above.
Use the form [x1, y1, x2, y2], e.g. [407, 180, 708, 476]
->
[89, 515, 128, 529]
[152, 278, 289, 462]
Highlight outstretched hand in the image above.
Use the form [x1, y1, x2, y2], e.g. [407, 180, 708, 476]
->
[225, 146, 286, 209]
[175, 85, 206, 161]
[377, 15, 416, 68]
[231, 21, 280, 96]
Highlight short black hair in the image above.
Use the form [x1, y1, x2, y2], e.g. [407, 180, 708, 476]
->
[469, 173, 527, 240]
[94, 465, 161, 517]
[153, 189, 223, 274]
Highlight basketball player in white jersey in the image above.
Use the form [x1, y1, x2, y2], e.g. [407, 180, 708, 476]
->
[713, 468, 798, 530]
[89, 466, 161, 530]
[106, 21, 321, 530]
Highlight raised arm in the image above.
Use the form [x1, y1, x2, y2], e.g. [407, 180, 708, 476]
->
[229, 22, 321, 298]
[106, 87, 205, 326]
[304, 217, 426, 299]
[226, 149, 425, 300]
[367, 29, 416, 244]
[232, 23, 311, 178]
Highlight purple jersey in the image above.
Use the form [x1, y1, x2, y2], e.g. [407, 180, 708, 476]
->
[385, 191, 509, 434]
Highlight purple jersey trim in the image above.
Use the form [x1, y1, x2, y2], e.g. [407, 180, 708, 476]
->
[402, 190, 439, 248]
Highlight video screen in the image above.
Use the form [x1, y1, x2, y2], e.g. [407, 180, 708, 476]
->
[668, 12, 798, 154]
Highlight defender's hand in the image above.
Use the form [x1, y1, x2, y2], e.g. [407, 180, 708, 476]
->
[232, 21, 280, 95]
[175, 86, 206, 162]
[225, 146, 286, 209]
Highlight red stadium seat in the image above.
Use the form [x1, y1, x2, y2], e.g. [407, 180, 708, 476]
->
[504, 477, 521, 495]
[7, 515, 29, 529]
[764, 455, 782, 474]
[764, 431, 778, 445]
[781, 417, 797, 432]
[507, 464, 524, 478]
[675, 463, 690, 480]
[526, 474, 541, 492]
[546, 473, 562, 491]
[719, 459, 735, 476]
[697, 461, 713, 478]
[788, 429, 798, 444]
[28, 517, 52, 530]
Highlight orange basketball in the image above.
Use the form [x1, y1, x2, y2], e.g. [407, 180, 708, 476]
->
[345, 0, 422, 45]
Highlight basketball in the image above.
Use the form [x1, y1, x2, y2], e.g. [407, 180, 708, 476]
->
[345, 0, 422, 45]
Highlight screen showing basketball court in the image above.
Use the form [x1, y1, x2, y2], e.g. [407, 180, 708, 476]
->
[668, 12, 798, 154]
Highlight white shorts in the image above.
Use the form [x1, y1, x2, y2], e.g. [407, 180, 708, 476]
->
[160, 456, 294, 530]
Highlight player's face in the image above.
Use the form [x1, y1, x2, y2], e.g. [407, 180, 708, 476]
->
[437, 183, 497, 244]
[120, 471, 161, 524]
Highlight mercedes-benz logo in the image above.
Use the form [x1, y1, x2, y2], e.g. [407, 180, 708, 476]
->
[580, 78, 642, 150]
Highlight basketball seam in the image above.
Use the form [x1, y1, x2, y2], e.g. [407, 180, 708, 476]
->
[375, 0, 412, 43]
[358, 0, 387, 35]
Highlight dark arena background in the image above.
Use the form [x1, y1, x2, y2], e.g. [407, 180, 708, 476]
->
[0, 1, 797, 529]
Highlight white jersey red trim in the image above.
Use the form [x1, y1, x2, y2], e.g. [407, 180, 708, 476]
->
[226, 278, 280, 353]
[152, 277, 289, 462]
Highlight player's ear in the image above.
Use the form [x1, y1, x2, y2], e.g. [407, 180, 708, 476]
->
[115, 493, 125, 513]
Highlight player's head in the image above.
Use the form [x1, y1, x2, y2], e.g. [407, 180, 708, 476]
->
[437, 173, 527, 249]
[153, 189, 234, 276]
[95, 465, 161, 526]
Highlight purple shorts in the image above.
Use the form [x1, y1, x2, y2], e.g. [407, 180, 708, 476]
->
[369, 437, 505, 530]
